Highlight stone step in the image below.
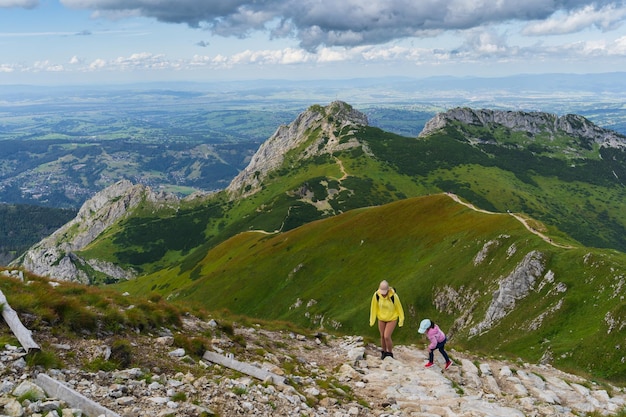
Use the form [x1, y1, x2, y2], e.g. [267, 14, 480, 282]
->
[353, 344, 626, 417]
[464, 358, 626, 415]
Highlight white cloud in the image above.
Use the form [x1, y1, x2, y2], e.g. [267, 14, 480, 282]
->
[0, 0, 38, 9]
[280, 47, 311, 64]
[581, 39, 609, 54]
[459, 30, 512, 57]
[10, 30, 626, 78]
[89, 58, 106, 70]
[317, 47, 351, 62]
[224, 47, 314, 65]
[523, 4, 626, 36]
[32, 60, 64, 72]
[112, 52, 168, 70]
[611, 35, 626, 54]
[0, 31, 78, 37]
[0, 64, 16, 73]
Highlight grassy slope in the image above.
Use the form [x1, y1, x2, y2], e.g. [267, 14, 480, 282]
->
[115, 194, 626, 383]
[362, 124, 626, 252]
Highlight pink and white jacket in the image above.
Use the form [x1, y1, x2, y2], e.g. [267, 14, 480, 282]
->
[425, 325, 446, 350]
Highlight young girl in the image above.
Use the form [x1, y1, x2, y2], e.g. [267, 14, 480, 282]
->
[418, 318, 452, 369]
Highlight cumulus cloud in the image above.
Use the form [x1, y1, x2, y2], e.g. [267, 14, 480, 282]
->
[9, 33, 626, 77]
[228, 47, 312, 65]
[32, 60, 64, 72]
[613, 35, 626, 53]
[523, 3, 626, 35]
[457, 30, 514, 58]
[0, 64, 17, 72]
[59, 0, 626, 50]
[89, 58, 106, 69]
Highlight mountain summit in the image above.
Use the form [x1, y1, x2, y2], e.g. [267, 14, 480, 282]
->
[227, 101, 368, 197]
[420, 107, 626, 150]
[12, 180, 178, 283]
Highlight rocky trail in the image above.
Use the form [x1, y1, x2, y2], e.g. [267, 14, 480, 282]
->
[354, 343, 625, 416]
[1, 315, 624, 417]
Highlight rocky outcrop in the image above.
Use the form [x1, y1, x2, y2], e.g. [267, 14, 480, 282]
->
[11, 180, 178, 283]
[470, 250, 546, 336]
[419, 107, 626, 148]
[226, 101, 368, 198]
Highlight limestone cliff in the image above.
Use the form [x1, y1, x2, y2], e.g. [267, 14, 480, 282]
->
[11, 180, 178, 283]
[419, 107, 626, 148]
[226, 101, 368, 198]
[469, 250, 546, 336]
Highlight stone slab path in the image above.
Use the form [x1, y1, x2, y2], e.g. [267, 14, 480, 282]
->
[338, 340, 625, 417]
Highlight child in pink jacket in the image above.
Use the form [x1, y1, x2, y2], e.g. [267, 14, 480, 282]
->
[418, 319, 452, 369]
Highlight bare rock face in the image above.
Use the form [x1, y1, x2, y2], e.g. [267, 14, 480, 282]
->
[470, 250, 546, 336]
[419, 108, 626, 148]
[226, 101, 368, 198]
[11, 180, 178, 283]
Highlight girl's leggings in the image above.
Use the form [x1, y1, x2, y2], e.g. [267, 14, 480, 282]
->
[429, 338, 450, 363]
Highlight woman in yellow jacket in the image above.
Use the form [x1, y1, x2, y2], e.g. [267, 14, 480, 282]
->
[369, 280, 404, 359]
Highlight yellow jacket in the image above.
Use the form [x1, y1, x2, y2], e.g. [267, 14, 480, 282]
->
[369, 288, 404, 327]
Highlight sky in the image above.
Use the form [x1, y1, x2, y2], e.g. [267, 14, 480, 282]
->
[1, 0, 626, 85]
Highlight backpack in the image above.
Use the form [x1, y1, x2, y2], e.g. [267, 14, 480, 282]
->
[376, 288, 395, 304]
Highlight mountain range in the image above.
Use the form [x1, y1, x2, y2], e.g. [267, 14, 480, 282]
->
[11, 101, 626, 383]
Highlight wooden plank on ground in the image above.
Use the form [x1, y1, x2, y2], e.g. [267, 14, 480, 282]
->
[36, 373, 122, 417]
[203, 350, 286, 386]
[0, 289, 40, 352]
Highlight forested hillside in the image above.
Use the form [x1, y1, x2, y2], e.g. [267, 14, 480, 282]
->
[0, 204, 76, 265]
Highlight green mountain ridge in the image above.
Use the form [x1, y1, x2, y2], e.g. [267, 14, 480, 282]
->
[13, 101, 626, 383]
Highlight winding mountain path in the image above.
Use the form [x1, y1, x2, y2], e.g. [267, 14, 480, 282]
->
[445, 192, 574, 249]
[334, 156, 349, 180]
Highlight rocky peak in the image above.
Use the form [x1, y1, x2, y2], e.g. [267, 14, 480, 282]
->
[226, 101, 368, 198]
[419, 107, 626, 148]
[11, 180, 178, 283]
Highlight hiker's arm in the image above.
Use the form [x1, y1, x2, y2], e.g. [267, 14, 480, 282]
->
[369, 294, 377, 326]
[395, 295, 405, 327]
